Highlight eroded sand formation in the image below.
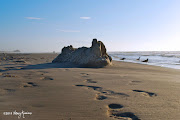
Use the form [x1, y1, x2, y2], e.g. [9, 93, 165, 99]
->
[52, 39, 112, 67]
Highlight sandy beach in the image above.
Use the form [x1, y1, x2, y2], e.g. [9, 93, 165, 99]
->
[0, 53, 180, 120]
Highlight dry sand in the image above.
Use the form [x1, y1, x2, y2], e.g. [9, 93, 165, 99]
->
[0, 53, 180, 120]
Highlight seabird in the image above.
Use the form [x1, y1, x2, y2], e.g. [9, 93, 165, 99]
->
[136, 57, 140, 60]
[121, 58, 126, 60]
[142, 59, 148, 62]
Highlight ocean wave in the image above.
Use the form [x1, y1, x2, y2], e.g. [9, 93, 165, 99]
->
[140, 53, 180, 58]
[159, 54, 180, 58]
[110, 51, 180, 69]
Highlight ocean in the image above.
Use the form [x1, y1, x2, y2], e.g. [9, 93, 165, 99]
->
[108, 51, 180, 70]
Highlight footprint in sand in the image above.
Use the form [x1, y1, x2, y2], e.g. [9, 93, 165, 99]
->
[80, 73, 89, 75]
[0, 88, 16, 95]
[40, 76, 54, 80]
[6, 67, 15, 69]
[131, 81, 142, 83]
[107, 104, 123, 118]
[75, 85, 102, 91]
[75, 84, 108, 100]
[81, 76, 89, 78]
[75, 85, 129, 98]
[132, 90, 157, 97]
[108, 103, 123, 109]
[107, 104, 140, 120]
[80, 73, 89, 78]
[16, 67, 24, 70]
[128, 80, 142, 85]
[4, 88, 16, 92]
[23, 82, 38, 88]
[38, 71, 49, 75]
[4, 67, 15, 70]
[102, 90, 129, 97]
[95, 93, 107, 100]
[14, 60, 26, 64]
[84, 79, 97, 83]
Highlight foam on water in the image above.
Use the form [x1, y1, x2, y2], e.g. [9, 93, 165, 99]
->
[108, 51, 180, 70]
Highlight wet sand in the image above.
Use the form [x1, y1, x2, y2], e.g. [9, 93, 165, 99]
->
[0, 53, 180, 120]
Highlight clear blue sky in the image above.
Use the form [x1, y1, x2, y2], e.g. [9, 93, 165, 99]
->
[0, 0, 180, 52]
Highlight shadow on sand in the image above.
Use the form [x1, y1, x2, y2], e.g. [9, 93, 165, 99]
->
[0, 62, 102, 72]
[21, 62, 80, 69]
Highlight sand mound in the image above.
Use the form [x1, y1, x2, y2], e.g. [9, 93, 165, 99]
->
[52, 39, 112, 67]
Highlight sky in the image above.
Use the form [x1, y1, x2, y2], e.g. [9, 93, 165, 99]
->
[0, 0, 180, 52]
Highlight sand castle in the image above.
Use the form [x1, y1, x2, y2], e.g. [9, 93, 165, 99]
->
[52, 39, 112, 67]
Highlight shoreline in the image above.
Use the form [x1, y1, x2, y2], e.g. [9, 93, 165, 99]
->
[112, 59, 180, 70]
[109, 51, 180, 70]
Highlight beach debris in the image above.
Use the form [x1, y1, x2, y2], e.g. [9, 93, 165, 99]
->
[3, 75, 17, 77]
[142, 59, 148, 62]
[3, 73, 18, 77]
[52, 38, 112, 67]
